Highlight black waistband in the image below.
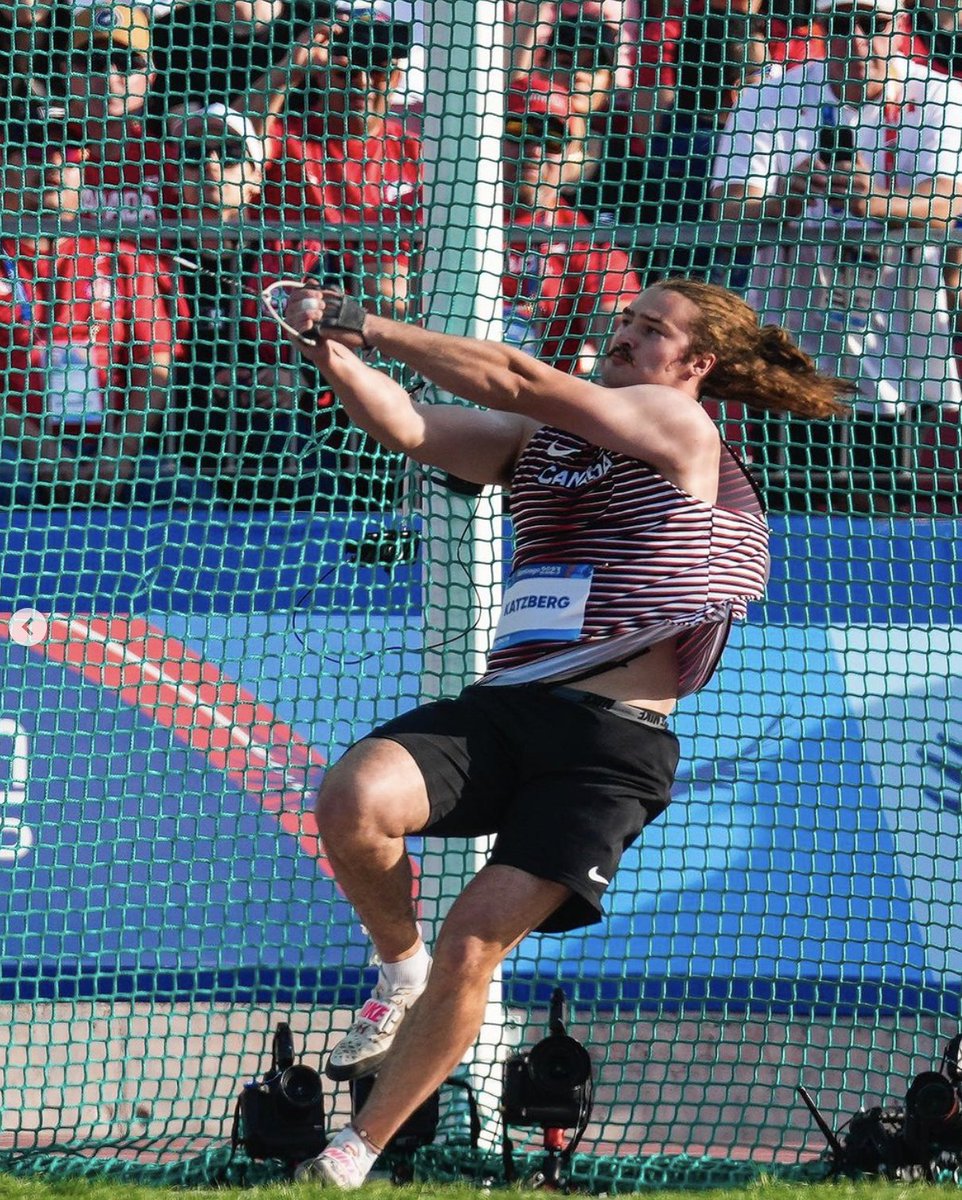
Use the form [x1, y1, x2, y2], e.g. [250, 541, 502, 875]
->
[547, 686, 670, 731]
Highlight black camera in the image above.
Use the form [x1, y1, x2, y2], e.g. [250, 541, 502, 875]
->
[234, 1023, 326, 1164]
[903, 1035, 962, 1154]
[817, 123, 857, 167]
[502, 988, 593, 1131]
[799, 1033, 962, 1181]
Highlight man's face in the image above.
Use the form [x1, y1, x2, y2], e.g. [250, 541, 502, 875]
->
[174, 121, 262, 226]
[308, 42, 401, 125]
[329, 60, 394, 106]
[825, 4, 899, 102]
[503, 115, 566, 206]
[66, 41, 155, 122]
[600, 288, 707, 390]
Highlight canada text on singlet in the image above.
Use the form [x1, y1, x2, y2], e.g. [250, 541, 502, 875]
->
[480, 424, 771, 698]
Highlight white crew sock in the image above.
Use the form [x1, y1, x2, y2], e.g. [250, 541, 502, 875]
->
[379, 939, 431, 992]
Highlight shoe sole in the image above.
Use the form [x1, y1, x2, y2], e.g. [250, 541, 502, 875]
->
[325, 1047, 391, 1082]
[295, 1160, 360, 1187]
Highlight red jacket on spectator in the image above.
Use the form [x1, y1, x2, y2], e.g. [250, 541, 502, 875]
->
[504, 201, 640, 373]
[260, 112, 422, 272]
[61, 121, 168, 228]
[0, 236, 185, 428]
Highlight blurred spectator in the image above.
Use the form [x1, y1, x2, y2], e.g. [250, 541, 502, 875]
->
[910, 0, 962, 72]
[509, 1, 675, 223]
[575, 0, 829, 234]
[507, 1, 640, 92]
[160, 102, 327, 495]
[512, 4, 618, 190]
[906, 0, 962, 378]
[258, 1, 420, 317]
[634, 0, 767, 280]
[0, 0, 54, 143]
[503, 84, 641, 375]
[48, 3, 155, 131]
[710, 0, 962, 478]
[162, 103, 269, 474]
[0, 230, 184, 504]
[1, 4, 164, 225]
[144, 0, 319, 127]
[243, 12, 341, 126]
[570, 17, 675, 227]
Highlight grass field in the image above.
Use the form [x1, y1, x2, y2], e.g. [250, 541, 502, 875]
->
[0, 1177, 949, 1200]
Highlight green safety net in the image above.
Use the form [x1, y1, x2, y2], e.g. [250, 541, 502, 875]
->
[0, 0, 960, 1191]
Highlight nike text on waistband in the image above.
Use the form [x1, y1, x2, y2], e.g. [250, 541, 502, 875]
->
[546, 686, 669, 730]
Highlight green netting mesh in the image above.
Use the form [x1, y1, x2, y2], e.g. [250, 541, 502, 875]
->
[0, 0, 960, 1190]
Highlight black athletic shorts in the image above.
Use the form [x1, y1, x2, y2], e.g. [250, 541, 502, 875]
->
[363, 682, 680, 933]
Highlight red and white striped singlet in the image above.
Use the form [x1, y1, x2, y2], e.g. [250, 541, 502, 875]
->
[481, 424, 771, 697]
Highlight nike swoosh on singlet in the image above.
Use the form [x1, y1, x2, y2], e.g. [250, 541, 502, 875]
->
[544, 443, 580, 458]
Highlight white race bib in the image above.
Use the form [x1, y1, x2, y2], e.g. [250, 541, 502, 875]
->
[40, 343, 104, 427]
[492, 564, 592, 652]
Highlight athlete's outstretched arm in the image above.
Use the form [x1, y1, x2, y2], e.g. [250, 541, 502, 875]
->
[283, 288, 719, 481]
[290, 289, 569, 414]
[305, 340, 536, 488]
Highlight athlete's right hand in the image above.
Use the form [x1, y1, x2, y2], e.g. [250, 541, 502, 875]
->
[284, 286, 371, 350]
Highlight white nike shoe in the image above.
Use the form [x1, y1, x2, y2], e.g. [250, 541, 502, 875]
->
[325, 972, 429, 1081]
[294, 1127, 376, 1189]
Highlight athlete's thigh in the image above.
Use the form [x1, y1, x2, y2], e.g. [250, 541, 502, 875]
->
[361, 691, 519, 837]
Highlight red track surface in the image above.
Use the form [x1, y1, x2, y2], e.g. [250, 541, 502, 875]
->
[0, 612, 331, 875]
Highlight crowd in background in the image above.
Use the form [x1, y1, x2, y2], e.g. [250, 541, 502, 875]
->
[0, 0, 960, 510]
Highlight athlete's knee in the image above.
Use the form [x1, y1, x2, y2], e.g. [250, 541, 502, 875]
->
[314, 744, 412, 846]
[314, 762, 371, 845]
[432, 917, 509, 983]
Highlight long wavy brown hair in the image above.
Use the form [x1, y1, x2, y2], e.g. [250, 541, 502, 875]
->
[655, 277, 855, 419]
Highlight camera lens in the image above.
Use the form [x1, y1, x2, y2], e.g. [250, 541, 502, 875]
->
[907, 1072, 959, 1125]
[527, 1035, 592, 1093]
[904, 1069, 962, 1151]
[279, 1064, 324, 1109]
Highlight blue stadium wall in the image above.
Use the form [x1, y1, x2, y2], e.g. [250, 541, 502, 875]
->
[0, 508, 959, 1016]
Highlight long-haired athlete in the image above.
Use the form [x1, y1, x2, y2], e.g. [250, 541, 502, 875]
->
[272, 276, 851, 1188]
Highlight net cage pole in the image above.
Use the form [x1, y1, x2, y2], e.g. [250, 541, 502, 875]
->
[417, 0, 508, 1148]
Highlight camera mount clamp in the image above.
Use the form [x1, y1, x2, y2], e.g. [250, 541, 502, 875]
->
[523, 1126, 572, 1192]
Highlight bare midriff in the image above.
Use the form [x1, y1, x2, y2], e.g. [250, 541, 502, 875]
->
[574, 635, 681, 716]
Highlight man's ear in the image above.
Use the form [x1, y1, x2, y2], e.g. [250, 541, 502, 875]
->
[689, 352, 717, 380]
